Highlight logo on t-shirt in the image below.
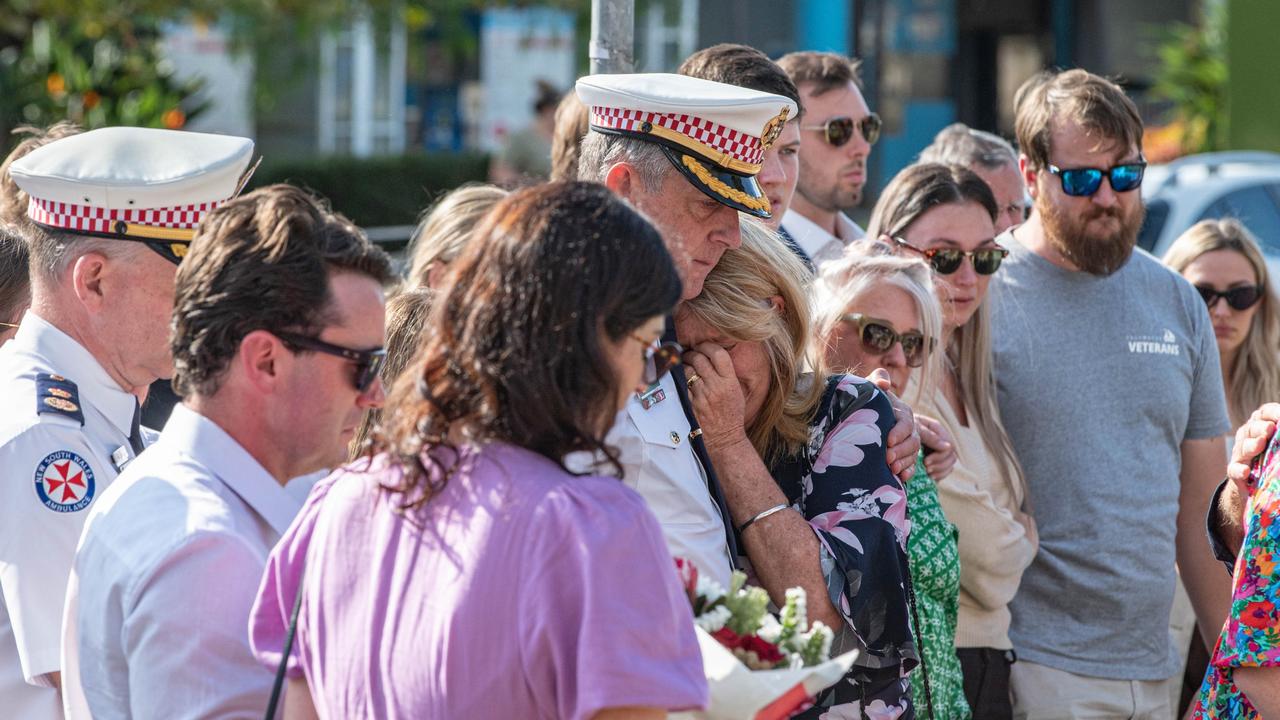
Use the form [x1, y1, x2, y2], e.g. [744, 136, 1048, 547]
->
[1127, 328, 1180, 356]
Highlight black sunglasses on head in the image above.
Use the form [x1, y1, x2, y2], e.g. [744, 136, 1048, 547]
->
[893, 237, 1009, 275]
[275, 331, 387, 392]
[1195, 284, 1265, 311]
[800, 113, 882, 148]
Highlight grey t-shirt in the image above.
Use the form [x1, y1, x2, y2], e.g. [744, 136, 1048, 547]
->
[989, 232, 1229, 679]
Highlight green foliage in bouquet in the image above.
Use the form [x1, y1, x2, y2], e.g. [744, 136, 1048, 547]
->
[720, 571, 772, 637]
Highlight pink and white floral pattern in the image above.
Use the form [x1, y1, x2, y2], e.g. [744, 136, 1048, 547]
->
[771, 373, 919, 719]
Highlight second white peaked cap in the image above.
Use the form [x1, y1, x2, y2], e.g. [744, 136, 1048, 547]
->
[10, 126, 256, 262]
[576, 73, 797, 218]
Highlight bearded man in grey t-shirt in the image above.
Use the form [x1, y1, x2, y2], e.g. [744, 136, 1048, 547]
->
[989, 69, 1233, 718]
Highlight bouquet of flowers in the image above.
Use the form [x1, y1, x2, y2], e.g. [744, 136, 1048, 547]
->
[672, 559, 859, 720]
[679, 558, 834, 670]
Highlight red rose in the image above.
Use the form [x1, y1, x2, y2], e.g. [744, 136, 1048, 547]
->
[712, 626, 743, 649]
[741, 634, 785, 666]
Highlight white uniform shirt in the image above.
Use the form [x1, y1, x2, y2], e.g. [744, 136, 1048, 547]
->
[61, 404, 305, 719]
[781, 208, 867, 268]
[599, 373, 733, 587]
[0, 312, 147, 720]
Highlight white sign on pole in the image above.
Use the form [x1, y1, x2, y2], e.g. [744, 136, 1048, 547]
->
[478, 8, 576, 153]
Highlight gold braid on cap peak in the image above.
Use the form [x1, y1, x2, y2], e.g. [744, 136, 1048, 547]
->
[681, 155, 771, 214]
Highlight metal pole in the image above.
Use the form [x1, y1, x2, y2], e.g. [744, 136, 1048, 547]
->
[589, 0, 635, 74]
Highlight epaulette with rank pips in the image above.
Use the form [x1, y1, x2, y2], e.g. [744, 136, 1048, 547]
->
[36, 372, 85, 426]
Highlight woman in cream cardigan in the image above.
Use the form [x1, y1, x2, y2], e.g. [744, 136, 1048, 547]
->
[870, 163, 1038, 719]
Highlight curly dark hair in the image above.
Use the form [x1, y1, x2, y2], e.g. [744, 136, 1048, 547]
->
[376, 181, 682, 508]
[171, 183, 393, 397]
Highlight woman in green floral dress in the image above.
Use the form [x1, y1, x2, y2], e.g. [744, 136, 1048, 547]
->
[811, 244, 971, 719]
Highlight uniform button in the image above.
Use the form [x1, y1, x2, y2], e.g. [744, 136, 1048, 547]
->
[670, 431, 681, 444]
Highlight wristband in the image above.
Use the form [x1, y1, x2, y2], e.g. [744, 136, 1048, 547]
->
[737, 503, 789, 535]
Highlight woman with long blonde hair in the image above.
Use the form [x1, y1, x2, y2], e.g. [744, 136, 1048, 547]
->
[869, 162, 1036, 719]
[677, 218, 919, 718]
[1164, 219, 1280, 432]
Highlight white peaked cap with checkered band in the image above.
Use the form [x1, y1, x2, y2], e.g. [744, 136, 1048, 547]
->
[9, 126, 255, 256]
[577, 73, 797, 219]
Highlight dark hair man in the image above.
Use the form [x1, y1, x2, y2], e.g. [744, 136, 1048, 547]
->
[776, 51, 880, 268]
[679, 43, 812, 270]
[61, 184, 392, 717]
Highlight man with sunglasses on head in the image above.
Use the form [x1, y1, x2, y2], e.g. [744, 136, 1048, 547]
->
[0, 127, 254, 720]
[59, 184, 392, 718]
[988, 69, 1232, 718]
[776, 51, 881, 268]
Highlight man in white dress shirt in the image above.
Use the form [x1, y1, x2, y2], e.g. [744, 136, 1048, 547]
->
[61, 183, 392, 718]
[574, 74, 919, 589]
[777, 51, 880, 267]
[0, 126, 254, 720]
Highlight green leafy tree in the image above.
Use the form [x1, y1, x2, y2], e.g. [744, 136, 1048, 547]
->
[1149, 0, 1228, 155]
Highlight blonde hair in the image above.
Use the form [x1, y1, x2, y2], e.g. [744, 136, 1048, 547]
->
[349, 287, 433, 458]
[810, 242, 943, 405]
[550, 93, 590, 181]
[868, 163, 1026, 495]
[406, 184, 508, 287]
[1163, 219, 1280, 428]
[680, 217, 825, 463]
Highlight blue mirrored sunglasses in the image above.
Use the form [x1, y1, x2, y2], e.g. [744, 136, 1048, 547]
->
[1046, 161, 1146, 197]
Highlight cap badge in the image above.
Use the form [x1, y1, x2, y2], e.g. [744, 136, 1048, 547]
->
[760, 107, 791, 150]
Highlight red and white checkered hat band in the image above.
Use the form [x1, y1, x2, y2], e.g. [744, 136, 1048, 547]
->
[591, 106, 764, 167]
[27, 196, 225, 236]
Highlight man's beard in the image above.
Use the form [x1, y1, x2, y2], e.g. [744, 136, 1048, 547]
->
[1038, 194, 1145, 276]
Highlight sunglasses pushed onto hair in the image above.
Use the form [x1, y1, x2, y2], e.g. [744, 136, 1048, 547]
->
[801, 113, 882, 148]
[893, 237, 1009, 275]
[275, 331, 387, 393]
[1046, 160, 1146, 197]
[1195, 284, 1265, 311]
[844, 314, 933, 368]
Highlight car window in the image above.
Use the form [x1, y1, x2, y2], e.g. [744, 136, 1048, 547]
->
[1196, 183, 1280, 254]
[1138, 199, 1169, 252]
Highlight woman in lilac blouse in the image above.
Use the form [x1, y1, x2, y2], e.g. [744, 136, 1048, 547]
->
[249, 182, 705, 719]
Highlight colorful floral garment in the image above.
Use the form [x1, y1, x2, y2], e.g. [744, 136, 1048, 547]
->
[769, 374, 919, 720]
[1192, 431, 1280, 719]
[905, 456, 969, 720]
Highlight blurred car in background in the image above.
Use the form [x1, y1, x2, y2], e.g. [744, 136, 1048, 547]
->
[1139, 151, 1280, 278]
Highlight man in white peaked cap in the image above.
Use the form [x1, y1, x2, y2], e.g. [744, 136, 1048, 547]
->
[573, 74, 919, 596]
[0, 126, 254, 720]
